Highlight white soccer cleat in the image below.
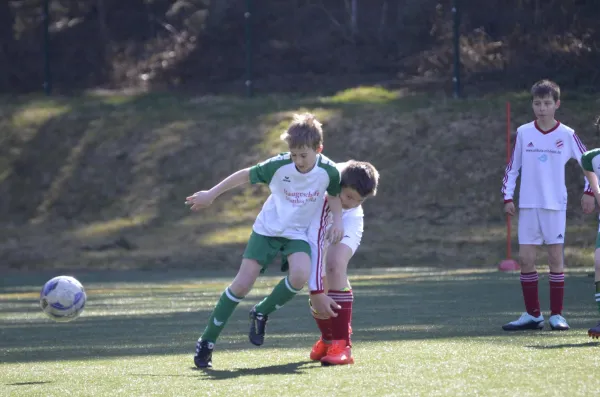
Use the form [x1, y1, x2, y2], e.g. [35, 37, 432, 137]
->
[548, 314, 570, 331]
[502, 312, 544, 331]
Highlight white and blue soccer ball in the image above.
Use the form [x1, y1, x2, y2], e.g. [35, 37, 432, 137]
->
[40, 276, 87, 322]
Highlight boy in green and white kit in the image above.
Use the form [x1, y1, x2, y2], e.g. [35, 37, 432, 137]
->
[185, 113, 344, 368]
[580, 145, 600, 338]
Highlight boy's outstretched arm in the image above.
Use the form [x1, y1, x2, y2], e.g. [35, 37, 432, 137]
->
[185, 168, 251, 211]
[326, 195, 344, 244]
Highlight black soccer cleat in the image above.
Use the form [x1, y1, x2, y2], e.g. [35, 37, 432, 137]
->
[588, 322, 600, 339]
[194, 339, 214, 368]
[249, 307, 269, 346]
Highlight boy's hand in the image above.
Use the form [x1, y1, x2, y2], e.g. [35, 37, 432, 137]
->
[582, 194, 596, 214]
[504, 202, 516, 216]
[310, 293, 340, 319]
[185, 190, 215, 211]
[326, 218, 344, 244]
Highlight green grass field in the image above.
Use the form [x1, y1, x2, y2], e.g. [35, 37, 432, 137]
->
[2, 268, 600, 397]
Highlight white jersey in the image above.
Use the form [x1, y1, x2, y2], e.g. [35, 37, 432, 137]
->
[250, 152, 341, 241]
[307, 200, 364, 293]
[502, 121, 591, 210]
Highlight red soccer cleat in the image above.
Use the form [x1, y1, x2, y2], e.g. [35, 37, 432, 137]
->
[320, 340, 354, 366]
[310, 338, 331, 361]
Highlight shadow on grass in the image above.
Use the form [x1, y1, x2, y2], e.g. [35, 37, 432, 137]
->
[6, 381, 52, 386]
[192, 360, 316, 380]
[1, 270, 599, 363]
[525, 342, 600, 349]
[129, 373, 199, 378]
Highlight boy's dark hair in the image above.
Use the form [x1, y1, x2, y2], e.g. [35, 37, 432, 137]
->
[531, 79, 560, 102]
[280, 113, 323, 150]
[341, 161, 380, 198]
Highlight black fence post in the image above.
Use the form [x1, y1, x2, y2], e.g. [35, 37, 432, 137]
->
[42, 0, 52, 95]
[452, 0, 460, 98]
[244, 0, 253, 98]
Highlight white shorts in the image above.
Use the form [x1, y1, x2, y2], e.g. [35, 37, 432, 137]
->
[307, 203, 364, 292]
[518, 208, 566, 245]
[335, 215, 363, 255]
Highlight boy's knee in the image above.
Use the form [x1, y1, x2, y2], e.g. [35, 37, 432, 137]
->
[326, 257, 343, 275]
[547, 254, 563, 268]
[518, 254, 536, 272]
[326, 258, 346, 282]
[594, 250, 600, 282]
[288, 263, 309, 290]
[594, 249, 600, 270]
[546, 246, 564, 270]
[229, 258, 262, 297]
[229, 280, 251, 298]
[518, 262, 536, 273]
[288, 270, 309, 290]
[287, 251, 310, 289]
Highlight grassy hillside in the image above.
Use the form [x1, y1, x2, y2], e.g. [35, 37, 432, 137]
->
[1, 87, 599, 272]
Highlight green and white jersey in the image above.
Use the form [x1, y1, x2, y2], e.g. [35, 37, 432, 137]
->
[582, 148, 600, 225]
[582, 148, 600, 177]
[249, 153, 341, 241]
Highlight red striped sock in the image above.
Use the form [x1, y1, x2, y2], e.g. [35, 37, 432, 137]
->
[520, 271, 541, 317]
[313, 316, 332, 342]
[328, 289, 353, 346]
[549, 272, 565, 316]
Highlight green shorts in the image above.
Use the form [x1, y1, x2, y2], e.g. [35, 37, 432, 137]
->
[243, 231, 311, 273]
[596, 232, 600, 249]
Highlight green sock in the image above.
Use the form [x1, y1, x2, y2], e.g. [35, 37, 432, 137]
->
[200, 287, 243, 343]
[595, 282, 600, 315]
[254, 276, 301, 316]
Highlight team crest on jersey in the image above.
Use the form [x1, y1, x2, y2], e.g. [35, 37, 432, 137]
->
[555, 139, 563, 149]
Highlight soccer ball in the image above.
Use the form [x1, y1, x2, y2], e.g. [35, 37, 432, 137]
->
[40, 276, 87, 322]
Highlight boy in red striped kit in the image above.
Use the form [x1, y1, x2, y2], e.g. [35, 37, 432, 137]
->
[307, 160, 379, 365]
[501, 79, 595, 331]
